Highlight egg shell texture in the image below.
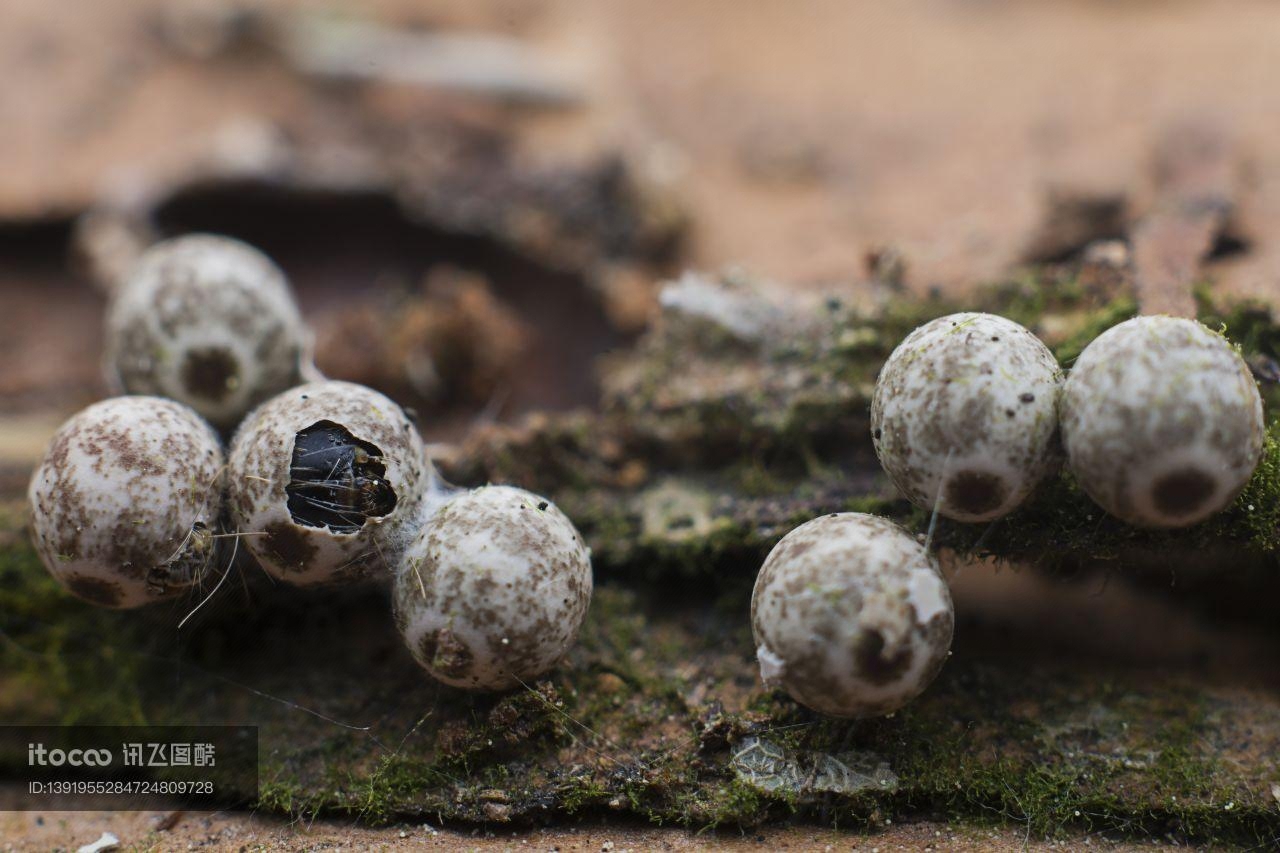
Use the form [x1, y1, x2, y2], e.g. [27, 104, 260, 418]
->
[228, 381, 428, 584]
[27, 396, 224, 609]
[1060, 315, 1264, 528]
[394, 485, 593, 691]
[105, 234, 308, 430]
[750, 513, 953, 718]
[871, 312, 1063, 522]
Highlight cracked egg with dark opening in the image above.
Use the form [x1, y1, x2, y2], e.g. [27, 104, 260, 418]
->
[227, 381, 429, 585]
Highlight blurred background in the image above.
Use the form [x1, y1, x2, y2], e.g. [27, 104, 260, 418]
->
[6, 0, 1280, 444]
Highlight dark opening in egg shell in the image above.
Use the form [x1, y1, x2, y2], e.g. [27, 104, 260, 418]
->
[286, 420, 398, 534]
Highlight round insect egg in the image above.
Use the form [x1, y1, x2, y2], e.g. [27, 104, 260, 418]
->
[1060, 315, 1263, 528]
[227, 380, 429, 585]
[393, 485, 593, 691]
[104, 233, 310, 432]
[28, 396, 225, 609]
[751, 513, 953, 718]
[871, 312, 1063, 522]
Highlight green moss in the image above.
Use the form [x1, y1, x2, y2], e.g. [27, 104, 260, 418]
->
[1207, 426, 1280, 552]
[705, 663, 1277, 844]
[695, 777, 776, 829]
[0, 535, 149, 723]
[1197, 290, 1280, 408]
[918, 417, 1280, 564]
[5, 275, 1280, 845]
[1051, 295, 1138, 365]
[537, 281, 1280, 577]
[729, 459, 791, 498]
[2, 510, 1276, 844]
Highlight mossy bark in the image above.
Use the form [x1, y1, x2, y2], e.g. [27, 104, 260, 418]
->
[2, 271, 1279, 846]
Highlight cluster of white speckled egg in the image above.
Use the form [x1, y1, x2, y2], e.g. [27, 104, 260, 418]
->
[31, 238, 1270, 718]
[749, 311, 1265, 720]
[870, 311, 1263, 529]
[29, 234, 594, 692]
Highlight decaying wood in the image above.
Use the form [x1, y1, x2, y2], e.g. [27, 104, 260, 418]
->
[1132, 120, 1239, 318]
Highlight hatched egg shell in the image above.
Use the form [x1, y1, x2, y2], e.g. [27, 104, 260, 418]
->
[871, 312, 1063, 522]
[750, 512, 953, 718]
[1060, 315, 1264, 528]
[227, 381, 429, 585]
[104, 233, 309, 431]
[393, 485, 593, 691]
[27, 396, 225, 609]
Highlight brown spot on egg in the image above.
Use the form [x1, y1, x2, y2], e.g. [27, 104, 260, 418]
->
[945, 470, 1006, 517]
[181, 346, 240, 402]
[854, 629, 914, 685]
[421, 628, 473, 679]
[1152, 467, 1216, 518]
[64, 575, 124, 608]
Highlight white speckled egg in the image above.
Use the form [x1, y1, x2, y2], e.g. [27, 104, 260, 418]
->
[750, 513, 953, 718]
[28, 397, 225, 609]
[393, 485, 593, 691]
[105, 233, 310, 431]
[227, 381, 430, 585]
[1060, 315, 1264, 528]
[871, 312, 1063, 522]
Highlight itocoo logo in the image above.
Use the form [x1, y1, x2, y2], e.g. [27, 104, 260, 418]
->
[28, 743, 113, 767]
